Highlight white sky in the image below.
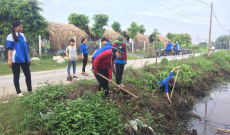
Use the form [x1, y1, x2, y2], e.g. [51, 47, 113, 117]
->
[38, 0, 230, 44]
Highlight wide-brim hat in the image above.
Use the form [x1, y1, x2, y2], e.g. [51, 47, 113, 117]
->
[114, 35, 125, 44]
[115, 45, 125, 55]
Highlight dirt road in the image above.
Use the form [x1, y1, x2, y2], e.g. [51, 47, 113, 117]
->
[0, 54, 201, 97]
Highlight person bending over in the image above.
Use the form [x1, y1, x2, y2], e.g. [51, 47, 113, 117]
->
[93, 45, 125, 99]
[159, 66, 180, 103]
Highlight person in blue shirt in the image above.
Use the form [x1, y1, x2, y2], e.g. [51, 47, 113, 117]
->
[166, 41, 172, 56]
[173, 41, 179, 55]
[80, 38, 88, 76]
[6, 20, 32, 97]
[89, 46, 114, 65]
[159, 66, 180, 103]
[101, 37, 112, 46]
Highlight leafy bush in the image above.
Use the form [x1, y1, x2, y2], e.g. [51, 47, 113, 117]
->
[160, 57, 168, 66]
[23, 84, 123, 134]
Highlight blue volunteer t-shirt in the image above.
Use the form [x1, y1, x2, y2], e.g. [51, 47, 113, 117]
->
[116, 59, 125, 64]
[18, 34, 26, 60]
[80, 43, 88, 54]
[93, 46, 113, 58]
[159, 72, 173, 93]
[105, 42, 112, 46]
[166, 43, 172, 50]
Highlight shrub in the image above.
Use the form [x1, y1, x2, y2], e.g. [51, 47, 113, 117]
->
[23, 84, 123, 135]
[160, 57, 168, 66]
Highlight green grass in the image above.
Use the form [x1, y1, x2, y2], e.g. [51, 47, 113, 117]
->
[0, 54, 138, 76]
[0, 93, 34, 134]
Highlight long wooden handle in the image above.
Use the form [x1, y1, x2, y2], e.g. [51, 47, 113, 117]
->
[91, 69, 138, 99]
[170, 69, 180, 99]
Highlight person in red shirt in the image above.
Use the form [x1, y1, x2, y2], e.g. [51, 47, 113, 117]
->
[93, 45, 125, 98]
[112, 36, 127, 87]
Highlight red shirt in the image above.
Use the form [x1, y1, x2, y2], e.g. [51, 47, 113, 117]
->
[112, 43, 127, 62]
[93, 49, 116, 79]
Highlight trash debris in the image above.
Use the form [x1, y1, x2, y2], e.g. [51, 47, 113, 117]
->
[2, 100, 8, 103]
[126, 118, 156, 135]
[217, 128, 229, 133]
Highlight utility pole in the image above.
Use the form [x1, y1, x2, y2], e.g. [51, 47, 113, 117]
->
[208, 2, 213, 56]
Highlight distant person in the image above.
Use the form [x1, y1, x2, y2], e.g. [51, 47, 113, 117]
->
[159, 66, 180, 103]
[66, 39, 79, 80]
[93, 45, 125, 100]
[166, 41, 172, 56]
[173, 41, 179, 55]
[6, 20, 32, 96]
[80, 38, 88, 76]
[112, 35, 127, 87]
[101, 37, 112, 46]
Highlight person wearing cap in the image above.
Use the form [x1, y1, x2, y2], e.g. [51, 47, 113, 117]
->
[101, 37, 112, 46]
[93, 45, 125, 98]
[112, 35, 127, 87]
[166, 41, 172, 56]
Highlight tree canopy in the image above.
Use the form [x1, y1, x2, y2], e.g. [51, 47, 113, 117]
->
[111, 21, 121, 33]
[127, 22, 140, 39]
[68, 13, 89, 32]
[0, 0, 47, 37]
[215, 35, 229, 49]
[166, 33, 192, 46]
[91, 14, 109, 38]
[139, 25, 146, 34]
[150, 29, 161, 41]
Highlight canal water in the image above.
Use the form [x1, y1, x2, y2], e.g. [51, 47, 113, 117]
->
[188, 80, 230, 135]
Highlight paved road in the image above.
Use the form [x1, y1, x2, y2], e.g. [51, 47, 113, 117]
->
[0, 53, 200, 97]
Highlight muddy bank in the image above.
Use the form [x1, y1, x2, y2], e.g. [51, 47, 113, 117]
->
[66, 51, 230, 134]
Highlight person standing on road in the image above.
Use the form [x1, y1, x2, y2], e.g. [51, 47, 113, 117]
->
[173, 41, 179, 55]
[6, 20, 32, 97]
[66, 39, 79, 80]
[159, 66, 181, 103]
[81, 38, 88, 76]
[101, 37, 112, 46]
[93, 45, 125, 99]
[166, 41, 172, 56]
[112, 36, 127, 87]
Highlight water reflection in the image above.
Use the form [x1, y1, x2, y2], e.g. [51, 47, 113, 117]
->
[188, 81, 230, 135]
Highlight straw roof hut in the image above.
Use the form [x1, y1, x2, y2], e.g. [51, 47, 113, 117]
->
[102, 29, 125, 43]
[156, 35, 171, 48]
[47, 22, 89, 50]
[123, 31, 149, 48]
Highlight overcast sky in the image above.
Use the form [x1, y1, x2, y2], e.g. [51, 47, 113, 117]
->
[38, 0, 230, 44]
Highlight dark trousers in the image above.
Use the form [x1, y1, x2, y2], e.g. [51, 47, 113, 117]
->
[12, 62, 32, 94]
[160, 85, 173, 93]
[115, 63, 124, 85]
[82, 54, 88, 72]
[95, 68, 109, 97]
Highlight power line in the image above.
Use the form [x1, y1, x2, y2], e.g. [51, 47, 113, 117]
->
[181, 0, 209, 8]
[152, 0, 205, 22]
[197, 0, 210, 5]
[213, 11, 228, 31]
[161, 0, 209, 17]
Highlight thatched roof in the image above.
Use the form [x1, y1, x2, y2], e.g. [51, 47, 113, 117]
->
[47, 22, 89, 50]
[102, 29, 125, 43]
[156, 35, 171, 48]
[123, 31, 149, 48]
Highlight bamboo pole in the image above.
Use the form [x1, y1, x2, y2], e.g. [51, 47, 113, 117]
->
[170, 69, 180, 99]
[91, 69, 138, 99]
